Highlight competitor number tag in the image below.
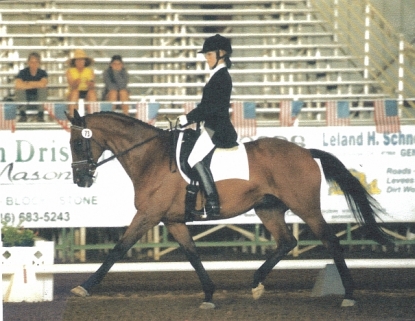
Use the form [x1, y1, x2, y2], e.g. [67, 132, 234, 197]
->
[81, 128, 93, 139]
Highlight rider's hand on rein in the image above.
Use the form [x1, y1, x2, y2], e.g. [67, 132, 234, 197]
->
[177, 115, 188, 128]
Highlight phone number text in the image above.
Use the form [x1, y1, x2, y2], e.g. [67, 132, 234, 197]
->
[1, 212, 70, 224]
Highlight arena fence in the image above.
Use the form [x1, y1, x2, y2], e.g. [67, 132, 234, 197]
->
[53, 223, 415, 263]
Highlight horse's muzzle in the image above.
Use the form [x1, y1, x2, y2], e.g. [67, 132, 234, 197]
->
[72, 165, 95, 188]
[75, 175, 94, 188]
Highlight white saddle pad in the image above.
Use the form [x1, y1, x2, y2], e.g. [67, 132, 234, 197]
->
[176, 131, 249, 183]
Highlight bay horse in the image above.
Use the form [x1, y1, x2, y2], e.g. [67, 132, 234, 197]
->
[68, 110, 391, 308]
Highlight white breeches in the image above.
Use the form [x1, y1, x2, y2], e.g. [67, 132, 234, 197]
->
[188, 128, 215, 168]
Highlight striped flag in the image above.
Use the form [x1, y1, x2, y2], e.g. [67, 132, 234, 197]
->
[326, 101, 350, 126]
[184, 102, 197, 130]
[44, 103, 70, 131]
[374, 99, 401, 133]
[0, 103, 16, 132]
[87, 102, 113, 114]
[279, 100, 304, 127]
[135, 102, 160, 124]
[231, 101, 257, 138]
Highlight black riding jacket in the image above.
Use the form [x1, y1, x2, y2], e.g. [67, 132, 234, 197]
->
[186, 67, 238, 148]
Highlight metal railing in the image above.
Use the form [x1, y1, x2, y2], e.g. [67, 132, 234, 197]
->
[6, 98, 415, 131]
[311, 0, 415, 117]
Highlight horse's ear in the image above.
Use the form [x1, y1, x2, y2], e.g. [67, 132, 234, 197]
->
[66, 109, 83, 126]
[65, 111, 73, 124]
[74, 109, 81, 122]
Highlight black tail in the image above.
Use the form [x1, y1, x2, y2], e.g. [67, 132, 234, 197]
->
[310, 148, 393, 246]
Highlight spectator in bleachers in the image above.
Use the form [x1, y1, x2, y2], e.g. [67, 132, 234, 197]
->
[102, 55, 130, 115]
[15, 52, 48, 122]
[66, 49, 97, 116]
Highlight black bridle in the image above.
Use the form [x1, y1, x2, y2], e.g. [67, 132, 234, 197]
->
[70, 124, 161, 178]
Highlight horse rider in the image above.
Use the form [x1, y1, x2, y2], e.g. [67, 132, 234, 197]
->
[178, 34, 238, 218]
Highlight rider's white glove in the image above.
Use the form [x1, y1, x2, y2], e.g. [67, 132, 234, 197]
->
[178, 115, 188, 127]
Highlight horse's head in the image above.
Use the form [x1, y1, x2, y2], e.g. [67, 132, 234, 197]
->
[67, 110, 104, 188]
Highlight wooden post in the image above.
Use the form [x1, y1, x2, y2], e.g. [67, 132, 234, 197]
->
[292, 223, 300, 257]
[153, 225, 160, 261]
[79, 227, 86, 263]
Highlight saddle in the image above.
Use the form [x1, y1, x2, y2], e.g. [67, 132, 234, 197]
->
[172, 128, 249, 222]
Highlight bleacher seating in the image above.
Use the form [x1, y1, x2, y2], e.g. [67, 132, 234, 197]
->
[0, 0, 395, 126]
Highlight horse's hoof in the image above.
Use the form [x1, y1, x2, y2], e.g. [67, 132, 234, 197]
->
[252, 282, 265, 300]
[341, 299, 356, 307]
[71, 286, 90, 297]
[199, 302, 215, 309]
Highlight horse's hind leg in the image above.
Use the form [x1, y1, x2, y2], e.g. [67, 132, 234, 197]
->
[252, 207, 297, 300]
[165, 222, 216, 309]
[71, 213, 156, 297]
[304, 216, 355, 307]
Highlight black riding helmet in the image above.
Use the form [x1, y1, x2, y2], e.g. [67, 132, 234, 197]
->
[198, 34, 232, 68]
[198, 34, 232, 54]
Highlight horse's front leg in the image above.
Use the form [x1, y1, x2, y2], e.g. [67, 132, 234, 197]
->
[252, 208, 297, 300]
[166, 222, 216, 309]
[71, 213, 156, 297]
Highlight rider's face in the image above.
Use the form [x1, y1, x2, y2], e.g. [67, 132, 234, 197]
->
[204, 50, 226, 69]
[204, 51, 217, 69]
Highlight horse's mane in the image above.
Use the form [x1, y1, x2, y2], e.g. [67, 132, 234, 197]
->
[86, 111, 164, 133]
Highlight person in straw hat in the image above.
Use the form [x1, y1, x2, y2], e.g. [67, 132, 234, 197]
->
[66, 49, 97, 116]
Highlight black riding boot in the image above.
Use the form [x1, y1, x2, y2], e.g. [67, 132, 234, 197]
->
[191, 161, 220, 218]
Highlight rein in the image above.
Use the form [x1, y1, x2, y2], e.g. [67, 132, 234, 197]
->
[96, 134, 160, 167]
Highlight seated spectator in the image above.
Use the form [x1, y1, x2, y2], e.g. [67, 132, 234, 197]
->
[15, 52, 48, 122]
[66, 49, 97, 116]
[103, 55, 130, 115]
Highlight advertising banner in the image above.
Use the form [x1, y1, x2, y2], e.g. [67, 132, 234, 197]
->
[1, 126, 414, 227]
